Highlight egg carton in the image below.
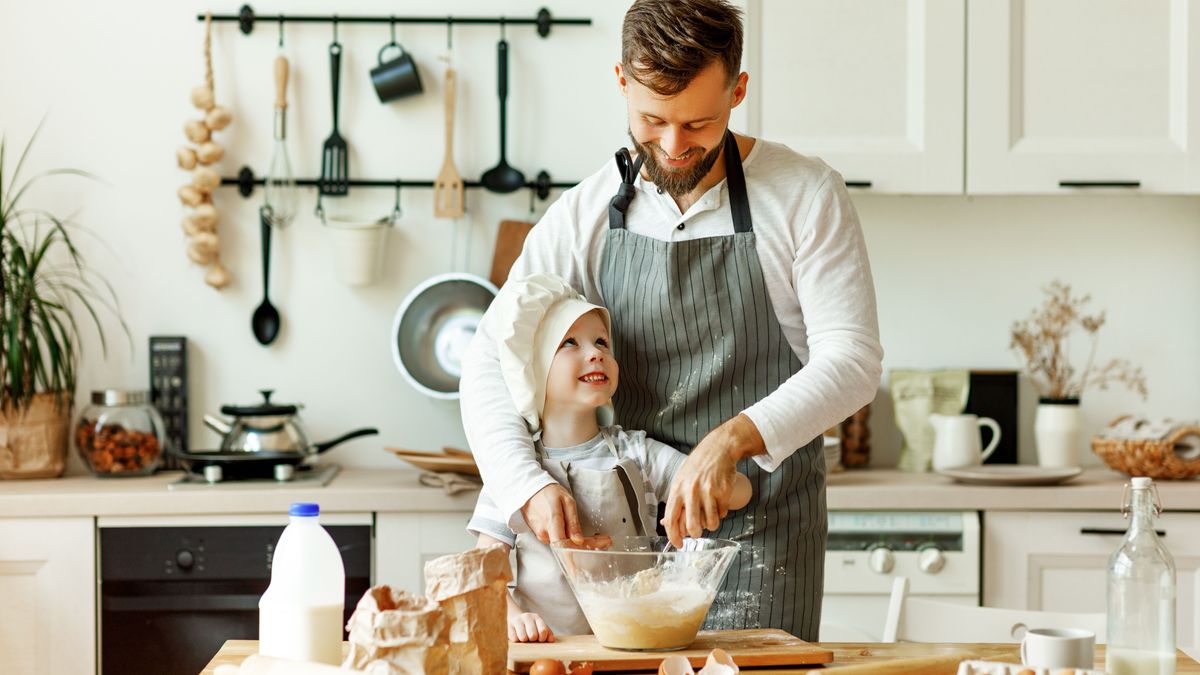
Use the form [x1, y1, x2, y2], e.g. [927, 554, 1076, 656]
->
[957, 660, 1106, 675]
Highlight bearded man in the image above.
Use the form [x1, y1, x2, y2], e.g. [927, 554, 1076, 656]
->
[461, 0, 883, 639]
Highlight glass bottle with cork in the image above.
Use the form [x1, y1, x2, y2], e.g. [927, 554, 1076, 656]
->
[1106, 476, 1176, 675]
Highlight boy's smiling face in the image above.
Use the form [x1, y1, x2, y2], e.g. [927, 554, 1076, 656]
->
[545, 310, 619, 414]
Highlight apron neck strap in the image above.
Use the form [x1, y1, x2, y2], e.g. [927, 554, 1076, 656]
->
[722, 131, 753, 234]
[607, 148, 643, 230]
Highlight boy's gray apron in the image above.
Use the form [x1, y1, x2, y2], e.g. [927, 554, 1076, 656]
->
[511, 429, 659, 636]
[597, 132, 827, 640]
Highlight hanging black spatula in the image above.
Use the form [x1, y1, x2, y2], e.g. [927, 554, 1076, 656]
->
[319, 40, 349, 196]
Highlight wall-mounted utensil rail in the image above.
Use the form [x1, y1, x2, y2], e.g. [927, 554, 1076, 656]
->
[222, 166, 574, 201]
[199, 5, 591, 38]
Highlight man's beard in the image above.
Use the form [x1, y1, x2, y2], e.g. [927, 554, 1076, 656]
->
[628, 130, 724, 199]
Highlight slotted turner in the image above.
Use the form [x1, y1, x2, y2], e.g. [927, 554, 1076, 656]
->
[434, 67, 465, 218]
[319, 40, 348, 196]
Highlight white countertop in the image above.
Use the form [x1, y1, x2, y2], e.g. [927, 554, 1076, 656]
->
[0, 466, 1196, 518]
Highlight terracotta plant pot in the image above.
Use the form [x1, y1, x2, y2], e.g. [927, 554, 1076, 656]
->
[0, 392, 72, 479]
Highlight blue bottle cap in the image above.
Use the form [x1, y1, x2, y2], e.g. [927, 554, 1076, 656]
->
[289, 502, 319, 517]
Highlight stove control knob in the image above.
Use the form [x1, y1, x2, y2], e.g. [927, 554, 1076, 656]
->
[176, 549, 195, 570]
[867, 546, 894, 574]
[918, 547, 946, 574]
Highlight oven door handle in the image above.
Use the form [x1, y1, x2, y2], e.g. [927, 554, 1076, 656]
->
[104, 594, 262, 612]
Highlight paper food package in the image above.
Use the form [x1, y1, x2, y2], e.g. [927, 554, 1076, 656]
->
[424, 546, 514, 675]
[342, 585, 448, 675]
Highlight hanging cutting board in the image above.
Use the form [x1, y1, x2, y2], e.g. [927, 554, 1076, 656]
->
[489, 219, 534, 288]
[508, 629, 834, 672]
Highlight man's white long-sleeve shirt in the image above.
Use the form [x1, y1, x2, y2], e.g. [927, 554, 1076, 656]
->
[459, 138, 883, 530]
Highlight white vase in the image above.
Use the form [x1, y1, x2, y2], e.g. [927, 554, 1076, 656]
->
[1035, 398, 1083, 468]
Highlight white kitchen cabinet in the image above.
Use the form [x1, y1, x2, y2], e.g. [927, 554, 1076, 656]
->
[984, 511, 1200, 649]
[748, 0, 965, 193]
[0, 517, 95, 675]
[375, 512, 477, 594]
[967, 0, 1200, 193]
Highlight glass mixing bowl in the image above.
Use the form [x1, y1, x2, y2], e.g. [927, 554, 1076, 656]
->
[550, 536, 739, 651]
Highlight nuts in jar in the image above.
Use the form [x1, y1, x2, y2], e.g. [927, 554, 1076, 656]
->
[74, 390, 165, 477]
[75, 420, 160, 474]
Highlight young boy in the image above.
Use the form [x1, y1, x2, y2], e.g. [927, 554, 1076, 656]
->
[466, 274, 750, 643]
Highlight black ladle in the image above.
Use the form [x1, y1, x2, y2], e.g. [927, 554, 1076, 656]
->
[480, 38, 526, 193]
[251, 207, 281, 345]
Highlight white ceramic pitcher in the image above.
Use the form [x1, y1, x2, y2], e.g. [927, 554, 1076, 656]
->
[930, 413, 1001, 470]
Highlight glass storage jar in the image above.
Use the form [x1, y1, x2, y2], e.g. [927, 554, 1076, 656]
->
[74, 390, 165, 477]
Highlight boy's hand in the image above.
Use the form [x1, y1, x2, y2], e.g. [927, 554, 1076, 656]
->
[509, 612, 555, 642]
[521, 483, 585, 545]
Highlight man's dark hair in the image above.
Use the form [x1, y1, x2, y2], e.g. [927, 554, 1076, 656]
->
[621, 0, 744, 96]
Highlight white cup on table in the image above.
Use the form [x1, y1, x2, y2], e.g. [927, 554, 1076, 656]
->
[1019, 627, 1096, 669]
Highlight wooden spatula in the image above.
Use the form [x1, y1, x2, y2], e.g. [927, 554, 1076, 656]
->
[434, 68, 466, 218]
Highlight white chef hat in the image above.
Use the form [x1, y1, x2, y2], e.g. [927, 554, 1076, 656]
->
[494, 273, 614, 435]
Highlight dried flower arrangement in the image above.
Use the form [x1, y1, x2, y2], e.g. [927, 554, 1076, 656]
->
[1010, 280, 1148, 401]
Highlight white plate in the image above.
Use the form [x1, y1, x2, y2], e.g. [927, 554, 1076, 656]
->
[937, 465, 1083, 486]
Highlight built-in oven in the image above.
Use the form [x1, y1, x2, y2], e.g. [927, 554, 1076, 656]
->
[821, 511, 980, 641]
[98, 514, 372, 675]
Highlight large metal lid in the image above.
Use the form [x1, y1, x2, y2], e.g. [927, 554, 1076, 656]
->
[92, 390, 149, 406]
[219, 389, 298, 417]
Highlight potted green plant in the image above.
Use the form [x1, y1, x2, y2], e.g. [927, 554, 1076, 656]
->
[0, 122, 125, 478]
[1010, 280, 1148, 469]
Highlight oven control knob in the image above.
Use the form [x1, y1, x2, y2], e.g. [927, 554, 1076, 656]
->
[867, 546, 894, 574]
[918, 547, 946, 574]
[176, 549, 195, 570]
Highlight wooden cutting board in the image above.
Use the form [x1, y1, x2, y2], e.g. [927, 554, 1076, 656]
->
[508, 629, 834, 672]
[489, 219, 534, 288]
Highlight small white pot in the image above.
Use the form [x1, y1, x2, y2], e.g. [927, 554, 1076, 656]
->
[323, 215, 393, 287]
[1034, 399, 1083, 468]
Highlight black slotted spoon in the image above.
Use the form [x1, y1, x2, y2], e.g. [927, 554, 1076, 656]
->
[319, 40, 348, 196]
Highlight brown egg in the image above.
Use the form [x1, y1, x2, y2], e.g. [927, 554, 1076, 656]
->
[567, 662, 594, 675]
[530, 659, 567, 675]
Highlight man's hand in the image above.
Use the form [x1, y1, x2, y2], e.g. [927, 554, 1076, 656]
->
[520, 483, 584, 545]
[662, 414, 766, 547]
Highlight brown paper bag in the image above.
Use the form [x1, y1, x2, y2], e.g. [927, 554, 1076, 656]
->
[424, 546, 513, 675]
[343, 586, 448, 675]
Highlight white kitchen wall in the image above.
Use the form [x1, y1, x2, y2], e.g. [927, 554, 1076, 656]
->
[1, 1, 1195, 475]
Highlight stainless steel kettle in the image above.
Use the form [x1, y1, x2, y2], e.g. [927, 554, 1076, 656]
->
[203, 390, 378, 456]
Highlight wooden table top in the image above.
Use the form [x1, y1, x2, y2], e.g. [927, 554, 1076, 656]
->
[200, 640, 1200, 674]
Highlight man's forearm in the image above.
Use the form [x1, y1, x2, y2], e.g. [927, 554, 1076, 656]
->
[716, 414, 769, 461]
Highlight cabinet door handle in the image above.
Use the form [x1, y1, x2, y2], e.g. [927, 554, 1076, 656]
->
[1058, 180, 1141, 189]
[1080, 527, 1166, 537]
[845, 181, 873, 189]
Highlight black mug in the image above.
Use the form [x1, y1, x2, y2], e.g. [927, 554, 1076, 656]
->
[370, 42, 423, 103]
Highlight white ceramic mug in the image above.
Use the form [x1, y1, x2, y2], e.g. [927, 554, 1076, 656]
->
[930, 413, 1001, 470]
[1020, 627, 1095, 669]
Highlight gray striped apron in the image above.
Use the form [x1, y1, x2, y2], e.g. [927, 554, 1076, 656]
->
[597, 132, 827, 640]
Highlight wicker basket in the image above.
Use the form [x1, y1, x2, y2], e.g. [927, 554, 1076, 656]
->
[1091, 416, 1200, 480]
